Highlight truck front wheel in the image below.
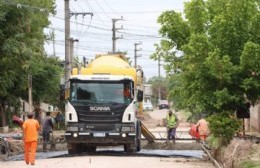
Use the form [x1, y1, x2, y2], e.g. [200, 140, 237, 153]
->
[68, 143, 81, 154]
[85, 145, 96, 153]
[124, 144, 136, 153]
[136, 120, 141, 152]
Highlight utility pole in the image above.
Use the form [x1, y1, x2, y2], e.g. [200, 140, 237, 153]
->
[28, 75, 32, 113]
[112, 17, 123, 53]
[64, 0, 93, 87]
[158, 55, 161, 101]
[134, 42, 142, 69]
[64, 0, 70, 88]
[69, 38, 79, 70]
[64, 0, 93, 88]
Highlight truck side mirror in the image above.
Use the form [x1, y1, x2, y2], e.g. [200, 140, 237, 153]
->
[60, 84, 65, 101]
[137, 90, 143, 102]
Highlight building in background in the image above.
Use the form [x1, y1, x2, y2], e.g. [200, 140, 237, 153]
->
[143, 84, 152, 103]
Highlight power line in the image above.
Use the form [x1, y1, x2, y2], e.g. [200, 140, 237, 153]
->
[94, 0, 111, 21]
[83, 0, 110, 28]
[53, 16, 111, 31]
[51, 13, 161, 30]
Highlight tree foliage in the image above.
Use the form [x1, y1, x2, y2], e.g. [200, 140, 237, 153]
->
[0, 0, 61, 126]
[147, 76, 169, 105]
[152, 0, 260, 115]
[207, 112, 241, 146]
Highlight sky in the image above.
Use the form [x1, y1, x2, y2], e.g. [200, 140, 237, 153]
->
[45, 0, 188, 80]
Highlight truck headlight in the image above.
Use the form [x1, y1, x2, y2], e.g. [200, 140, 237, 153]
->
[73, 133, 78, 137]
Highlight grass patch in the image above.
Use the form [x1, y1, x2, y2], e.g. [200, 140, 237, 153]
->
[238, 160, 260, 168]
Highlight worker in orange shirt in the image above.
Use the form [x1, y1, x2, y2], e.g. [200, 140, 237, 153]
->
[196, 117, 209, 145]
[23, 112, 40, 165]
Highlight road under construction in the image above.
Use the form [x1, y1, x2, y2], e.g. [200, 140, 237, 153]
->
[1, 110, 259, 168]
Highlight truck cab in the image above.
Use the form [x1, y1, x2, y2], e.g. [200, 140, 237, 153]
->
[63, 54, 143, 154]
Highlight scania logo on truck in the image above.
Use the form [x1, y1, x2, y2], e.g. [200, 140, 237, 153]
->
[90, 106, 111, 111]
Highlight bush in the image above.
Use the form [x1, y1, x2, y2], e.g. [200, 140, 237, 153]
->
[207, 112, 241, 146]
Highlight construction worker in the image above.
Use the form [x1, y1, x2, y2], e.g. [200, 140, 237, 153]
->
[41, 112, 54, 151]
[123, 86, 131, 98]
[166, 110, 179, 143]
[196, 117, 209, 145]
[55, 112, 64, 130]
[123, 86, 131, 104]
[22, 112, 40, 165]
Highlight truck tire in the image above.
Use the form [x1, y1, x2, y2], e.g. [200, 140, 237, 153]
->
[136, 120, 141, 152]
[68, 143, 80, 154]
[124, 144, 136, 153]
[69, 143, 91, 154]
[85, 145, 96, 153]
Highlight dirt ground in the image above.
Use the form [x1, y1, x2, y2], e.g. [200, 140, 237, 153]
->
[217, 138, 260, 168]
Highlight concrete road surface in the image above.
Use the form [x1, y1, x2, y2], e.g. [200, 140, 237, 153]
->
[2, 156, 215, 168]
[2, 108, 215, 168]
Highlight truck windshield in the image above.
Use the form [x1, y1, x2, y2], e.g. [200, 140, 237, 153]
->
[70, 81, 132, 104]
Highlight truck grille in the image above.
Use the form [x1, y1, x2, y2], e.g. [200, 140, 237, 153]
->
[73, 104, 127, 124]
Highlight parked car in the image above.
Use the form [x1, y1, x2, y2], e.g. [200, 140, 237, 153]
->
[143, 102, 153, 111]
[158, 100, 170, 109]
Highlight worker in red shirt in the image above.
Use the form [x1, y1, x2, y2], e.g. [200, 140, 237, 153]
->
[23, 112, 40, 165]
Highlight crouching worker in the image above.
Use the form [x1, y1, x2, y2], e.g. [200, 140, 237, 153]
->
[196, 117, 209, 145]
[42, 112, 54, 151]
[166, 110, 179, 143]
[23, 112, 40, 165]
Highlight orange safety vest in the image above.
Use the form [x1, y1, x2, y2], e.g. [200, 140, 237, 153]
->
[23, 119, 40, 142]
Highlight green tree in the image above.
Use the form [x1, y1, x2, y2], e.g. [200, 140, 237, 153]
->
[0, 0, 58, 127]
[152, 0, 260, 145]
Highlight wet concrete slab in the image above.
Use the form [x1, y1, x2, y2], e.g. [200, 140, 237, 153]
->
[138, 149, 204, 158]
[6, 148, 204, 161]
